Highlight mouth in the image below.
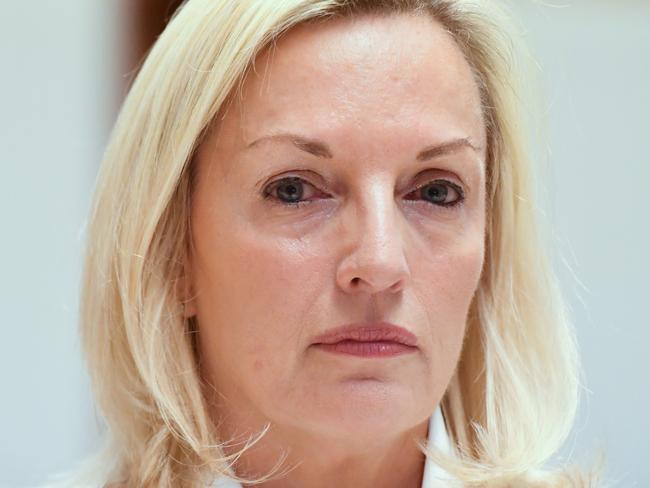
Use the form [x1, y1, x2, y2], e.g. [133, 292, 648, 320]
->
[311, 322, 418, 358]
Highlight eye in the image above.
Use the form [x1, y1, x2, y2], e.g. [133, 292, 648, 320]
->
[404, 180, 465, 209]
[263, 176, 465, 210]
[262, 176, 323, 208]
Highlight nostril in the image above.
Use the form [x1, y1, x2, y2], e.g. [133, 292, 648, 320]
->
[390, 280, 404, 293]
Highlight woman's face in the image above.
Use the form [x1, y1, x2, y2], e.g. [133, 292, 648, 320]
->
[188, 13, 486, 442]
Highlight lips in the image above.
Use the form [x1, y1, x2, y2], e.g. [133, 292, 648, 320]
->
[312, 321, 418, 347]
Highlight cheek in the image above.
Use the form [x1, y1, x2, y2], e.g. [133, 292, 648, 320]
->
[192, 212, 324, 380]
[412, 235, 484, 369]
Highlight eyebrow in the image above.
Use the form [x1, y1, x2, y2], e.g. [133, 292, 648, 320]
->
[246, 132, 481, 161]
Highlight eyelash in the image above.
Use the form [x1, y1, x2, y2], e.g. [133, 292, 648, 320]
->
[262, 176, 466, 211]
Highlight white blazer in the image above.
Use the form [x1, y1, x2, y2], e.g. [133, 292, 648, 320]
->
[210, 404, 457, 487]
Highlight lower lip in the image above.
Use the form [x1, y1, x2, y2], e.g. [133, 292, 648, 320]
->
[314, 340, 416, 357]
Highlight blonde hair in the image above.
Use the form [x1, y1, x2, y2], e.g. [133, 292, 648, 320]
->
[67, 0, 606, 486]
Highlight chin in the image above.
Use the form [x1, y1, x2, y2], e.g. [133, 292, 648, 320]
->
[303, 378, 427, 438]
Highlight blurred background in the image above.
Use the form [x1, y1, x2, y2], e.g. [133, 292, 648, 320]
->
[0, 1, 647, 486]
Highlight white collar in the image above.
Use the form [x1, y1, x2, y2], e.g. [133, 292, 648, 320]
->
[421, 403, 458, 487]
[209, 404, 455, 487]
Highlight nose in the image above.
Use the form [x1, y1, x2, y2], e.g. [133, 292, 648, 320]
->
[335, 183, 410, 295]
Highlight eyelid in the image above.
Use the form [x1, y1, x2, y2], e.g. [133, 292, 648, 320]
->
[410, 165, 466, 187]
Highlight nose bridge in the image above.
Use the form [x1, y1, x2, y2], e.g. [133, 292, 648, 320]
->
[336, 177, 410, 294]
[358, 180, 398, 252]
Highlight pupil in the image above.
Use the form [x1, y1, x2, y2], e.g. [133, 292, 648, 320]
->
[278, 181, 302, 202]
[425, 184, 447, 203]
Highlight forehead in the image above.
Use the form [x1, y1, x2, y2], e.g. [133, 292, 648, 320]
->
[225, 12, 486, 157]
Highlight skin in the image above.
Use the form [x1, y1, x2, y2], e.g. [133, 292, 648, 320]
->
[185, 12, 487, 488]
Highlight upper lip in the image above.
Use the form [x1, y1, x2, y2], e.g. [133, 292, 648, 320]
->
[312, 322, 418, 347]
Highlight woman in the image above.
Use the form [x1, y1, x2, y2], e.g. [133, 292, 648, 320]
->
[59, 0, 604, 486]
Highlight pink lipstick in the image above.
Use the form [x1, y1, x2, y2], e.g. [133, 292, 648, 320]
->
[312, 322, 418, 358]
